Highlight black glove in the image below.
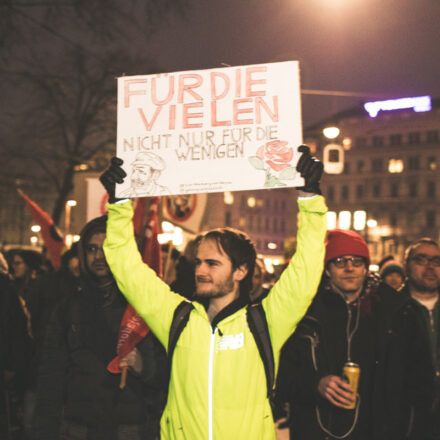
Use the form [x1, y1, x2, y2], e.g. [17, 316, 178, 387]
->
[296, 145, 323, 195]
[99, 157, 127, 203]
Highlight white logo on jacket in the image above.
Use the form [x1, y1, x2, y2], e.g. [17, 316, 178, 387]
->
[217, 333, 244, 351]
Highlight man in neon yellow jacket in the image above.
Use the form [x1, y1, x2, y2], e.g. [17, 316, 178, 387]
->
[100, 146, 327, 440]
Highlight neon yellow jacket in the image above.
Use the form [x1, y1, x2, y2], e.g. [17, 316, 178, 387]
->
[104, 195, 327, 440]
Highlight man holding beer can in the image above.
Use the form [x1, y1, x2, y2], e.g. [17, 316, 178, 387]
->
[276, 229, 434, 440]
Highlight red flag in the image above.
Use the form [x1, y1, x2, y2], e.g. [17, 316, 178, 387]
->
[107, 197, 162, 376]
[17, 189, 65, 271]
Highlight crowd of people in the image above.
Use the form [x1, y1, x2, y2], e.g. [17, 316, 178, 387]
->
[1, 146, 439, 439]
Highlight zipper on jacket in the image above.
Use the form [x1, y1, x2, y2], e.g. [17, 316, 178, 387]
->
[208, 327, 218, 440]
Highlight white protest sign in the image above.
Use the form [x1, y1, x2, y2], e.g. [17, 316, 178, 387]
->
[115, 61, 303, 198]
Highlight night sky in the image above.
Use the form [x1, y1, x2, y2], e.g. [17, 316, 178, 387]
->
[147, 0, 440, 126]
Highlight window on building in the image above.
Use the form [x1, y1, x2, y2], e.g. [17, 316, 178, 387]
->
[357, 160, 365, 173]
[355, 137, 367, 148]
[409, 182, 418, 197]
[225, 211, 231, 226]
[372, 136, 384, 147]
[341, 185, 349, 200]
[281, 200, 286, 212]
[390, 134, 402, 145]
[273, 218, 278, 233]
[390, 182, 399, 197]
[408, 156, 420, 170]
[241, 196, 246, 208]
[427, 130, 439, 143]
[428, 156, 437, 170]
[427, 181, 436, 198]
[373, 183, 381, 197]
[266, 199, 271, 209]
[388, 159, 404, 173]
[265, 217, 269, 232]
[372, 158, 383, 172]
[390, 212, 397, 227]
[343, 162, 350, 174]
[408, 132, 421, 144]
[427, 210, 436, 228]
[257, 216, 262, 232]
[274, 200, 278, 212]
[248, 215, 254, 231]
[280, 219, 286, 233]
[328, 185, 335, 202]
[356, 184, 364, 199]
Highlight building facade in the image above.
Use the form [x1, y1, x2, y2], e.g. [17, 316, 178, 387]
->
[305, 96, 440, 263]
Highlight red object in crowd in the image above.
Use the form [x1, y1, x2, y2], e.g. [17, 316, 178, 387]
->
[17, 189, 65, 271]
[107, 197, 162, 375]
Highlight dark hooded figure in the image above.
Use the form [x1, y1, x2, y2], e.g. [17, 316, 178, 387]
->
[32, 216, 167, 440]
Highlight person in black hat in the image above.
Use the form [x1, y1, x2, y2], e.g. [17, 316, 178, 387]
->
[380, 259, 404, 291]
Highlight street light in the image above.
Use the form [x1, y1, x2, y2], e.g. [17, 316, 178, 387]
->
[323, 126, 340, 139]
[65, 199, 77, 235]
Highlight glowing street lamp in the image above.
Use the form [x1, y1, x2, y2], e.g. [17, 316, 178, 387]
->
[323, 126, 340, 139]
[65, 199, 77, 235]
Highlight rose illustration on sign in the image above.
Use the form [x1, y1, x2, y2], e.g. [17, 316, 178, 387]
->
[248, 140, 297, 187]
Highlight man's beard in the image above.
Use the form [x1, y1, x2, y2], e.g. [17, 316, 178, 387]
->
[195, 275, 235, 299]
[408, 278, 439, 294]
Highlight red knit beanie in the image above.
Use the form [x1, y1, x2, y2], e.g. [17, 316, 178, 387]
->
[325, 229, 370, 266]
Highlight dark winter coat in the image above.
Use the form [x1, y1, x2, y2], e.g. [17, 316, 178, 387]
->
[276, 274, 434, 440]
[32, 217, 168, 440]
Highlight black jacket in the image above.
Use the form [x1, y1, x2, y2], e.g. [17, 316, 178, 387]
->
[32, 217, 168, 440]
[276, 274, 434, 440]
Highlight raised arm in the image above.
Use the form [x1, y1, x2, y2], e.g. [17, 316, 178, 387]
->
[263, 146, 327, 358]
[100, 159, 184, 348]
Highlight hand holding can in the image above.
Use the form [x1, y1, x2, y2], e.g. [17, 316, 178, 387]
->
[342, 362, 360, 410]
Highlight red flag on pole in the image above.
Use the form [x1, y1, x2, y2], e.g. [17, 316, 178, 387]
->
[17, 189, 65, 271]
[107, 197, 162, 383]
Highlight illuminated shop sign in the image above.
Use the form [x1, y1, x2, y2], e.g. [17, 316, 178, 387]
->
[363, 96, 431, 118]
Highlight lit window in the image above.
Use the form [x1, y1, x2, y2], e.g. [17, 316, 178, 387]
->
[247, 197, 256, 208]
[239, 217, 246, 227]
[338, 211, 351, 230]
[267, 242, 277, 250]
[388, 159, 404, 173]
[342, 138, 352, 150]
[367, 219, 377, 228]
[327, 211, 337, 229]
[224, 192, 234, 205]
[428, 156, 437, 171]
[353, 211, 366, 231]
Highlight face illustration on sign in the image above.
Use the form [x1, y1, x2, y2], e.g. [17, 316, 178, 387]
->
[165, 195, 197, 221]
[120, 152, 170, 197]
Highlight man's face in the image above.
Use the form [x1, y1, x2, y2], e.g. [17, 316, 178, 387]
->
[131, 165, 153, 187]
[85, 232, 110, 278]
[194, 238, 242, 299]
[68, 256, 80, 278]
[327, 255, 367, 297]
[406, 244, 440, 293]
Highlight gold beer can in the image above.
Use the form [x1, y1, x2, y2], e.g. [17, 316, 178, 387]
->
[342, 362, 360, 410]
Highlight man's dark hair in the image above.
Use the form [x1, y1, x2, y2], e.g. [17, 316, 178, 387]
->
[404, 238, 439, 263]
[197, 227, 256, 298]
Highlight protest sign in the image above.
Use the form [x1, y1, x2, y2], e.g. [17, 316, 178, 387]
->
[115, 61, 303, 198]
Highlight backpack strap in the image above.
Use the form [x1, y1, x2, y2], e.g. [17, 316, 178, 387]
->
[168, 301, 194, 360]
[246, 303, 275, 400]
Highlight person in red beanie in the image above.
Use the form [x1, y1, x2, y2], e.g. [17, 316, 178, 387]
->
[275, 229, 434, 440]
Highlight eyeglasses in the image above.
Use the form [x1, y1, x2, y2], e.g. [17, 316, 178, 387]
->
[86, 244, 104, 255]
[331, 256, 365, 268]
[410, 254, 440, 267]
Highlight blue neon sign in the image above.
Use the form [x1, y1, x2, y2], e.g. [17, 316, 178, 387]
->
[364, 96, 432, 118]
